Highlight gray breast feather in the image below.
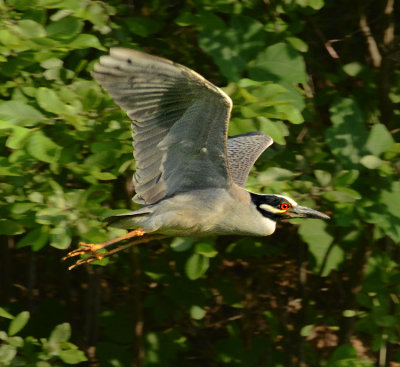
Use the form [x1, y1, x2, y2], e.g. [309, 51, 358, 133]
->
[93, 48, 233, 205]
[227, 132, 273, 187]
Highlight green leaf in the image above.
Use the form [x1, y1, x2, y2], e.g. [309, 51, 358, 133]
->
[286, 37, 308, 52]
[49, 226, 72, 249]
[36, 362, 52, 367]
[199, 15, 265, 81]
[49, 323, 71, 343]
[314, 170, 332, 186]
[343, 62, 363, 77]
[59, 349, 88, 364]
[14, 19, 46, 38]
[7, 0, 38, 10]
[274, 104, 304, 124]
[298, 220, 335, 275]
[375, 315, 397, 327]
[170, 237, 194, 252]
[257, 117, 288, 145]
[248, 43, 307, 83]
[0, 220, 24, 235]
[360, 155, 383, 169]
[380, 182, 400, 219]
[326, 98, 368, 167]
[124, 17, 163, 37]
[307, 0, 325, 10]
[333, 170, 359, 186]
[27, 131, 62, 163]
[257, 167, 294, 186]
[365, 124, 395, 156]
[323, 187, 361, 202]
[0, 344, 17, 364]
[5, 124, 30, 149]
[0, 101, 44, 126]
[16, 227, 49, 251]
[0, 308, 14, 320]
[46, 17, 83, 39]
[321, 244, 345, 277]
[195, 241, 218, 258]
[343, 309, 357, 318]
[67, 34, 105, 50]
[325, 345, 358, 367]
[8, 311, 30, 336]
[190, 305, 206, 320]
[36, 87, 74, 115]
[300, 324, 314, 337]
[0, 157, 22, 177]
[185, 253, 210, 280]
[6, 336, 23, 348]
[89, 170, 117, 180]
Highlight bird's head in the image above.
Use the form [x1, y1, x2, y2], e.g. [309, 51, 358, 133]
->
[250, 193, 330, 221]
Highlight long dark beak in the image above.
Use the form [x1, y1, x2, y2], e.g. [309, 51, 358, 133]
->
[289, 205, 330, 220]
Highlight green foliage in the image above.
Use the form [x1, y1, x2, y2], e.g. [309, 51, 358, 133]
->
[1, 0, 400, 366]
[0, 309, 86, 366]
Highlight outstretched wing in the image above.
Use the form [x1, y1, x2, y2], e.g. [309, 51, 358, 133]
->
[227, 132, 273, 187]
[93, 48, 233, 205]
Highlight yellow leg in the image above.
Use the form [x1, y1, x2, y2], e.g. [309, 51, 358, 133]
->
[62, 228, 146, 261]
[66, 234, 165, 270]
[63, 229, 166, 270]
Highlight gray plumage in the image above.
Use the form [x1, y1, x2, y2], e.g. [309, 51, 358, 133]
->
[64, 47, 330, 269]
[94, 49, 233, 206]
[91, 48, 329, 237]
[227, 132, 273, 187]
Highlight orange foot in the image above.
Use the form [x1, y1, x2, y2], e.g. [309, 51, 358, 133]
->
[63, 229, 165, 270]
[62, 242, 105, 260]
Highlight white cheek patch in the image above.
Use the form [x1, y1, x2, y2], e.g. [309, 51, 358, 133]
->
[259, 204, 284, 214]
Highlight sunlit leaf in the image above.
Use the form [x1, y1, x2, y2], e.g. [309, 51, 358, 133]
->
[0, 101, 44, 126]
[59, 349, 88, 364]
[67, 34, 105, 50]
[190, 305, 206, 320]
[27, 131, 62, 163]
[195, 241, 218, 258]
[49, 323, 71, 343]
[185, 253, 210, 280]
[14, 19, 46, 38]
[360, 155, 383, 169]
[8, 311, 30, 336]
[248, 43, 307, 83]
[0, 344, 17, 364]
[343, 62, 363, 77]
[36, 87, 75, 115]
[0, 308, 14, 320]
[365, 124, 395, 156]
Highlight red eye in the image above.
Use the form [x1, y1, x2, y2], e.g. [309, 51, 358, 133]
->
[280, 202, 290, 210]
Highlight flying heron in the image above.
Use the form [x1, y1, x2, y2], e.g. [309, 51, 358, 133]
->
[64, 48, 329, 270]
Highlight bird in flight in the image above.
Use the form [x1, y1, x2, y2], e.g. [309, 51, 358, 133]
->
[64, 48, 329, 270]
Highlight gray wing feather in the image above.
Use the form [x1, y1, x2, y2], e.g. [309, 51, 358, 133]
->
[227, 132, 273, 187]
[93, 48, 233, 205]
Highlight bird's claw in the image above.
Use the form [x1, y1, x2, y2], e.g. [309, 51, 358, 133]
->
[62, 242, 106, 270]
[62, 242, 104, 260]
[67, 253, 105, 270]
